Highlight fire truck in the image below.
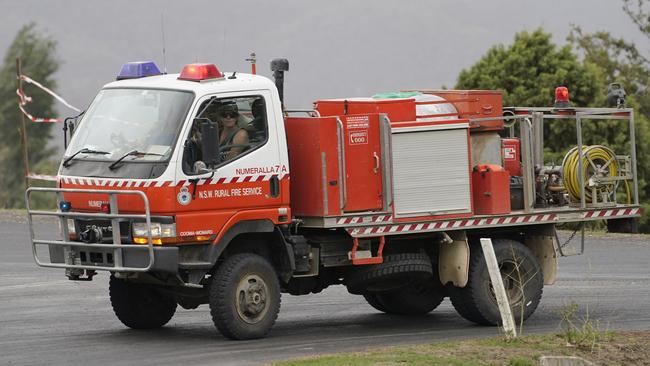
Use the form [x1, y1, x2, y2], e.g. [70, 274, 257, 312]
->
[26, 60, 640, 340]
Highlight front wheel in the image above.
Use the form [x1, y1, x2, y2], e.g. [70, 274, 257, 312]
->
[209, 253, 281, 340]
[109, 275, 177, 329]
[449, 239, 543, 325]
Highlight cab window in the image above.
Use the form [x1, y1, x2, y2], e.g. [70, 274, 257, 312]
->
[183, 95, 268, 175]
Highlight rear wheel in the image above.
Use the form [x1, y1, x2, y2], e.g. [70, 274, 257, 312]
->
[377, 280, 445, 315]
[209, 253, 281, 340]
[363, 293, 390, 313]
[345, 252, 433, 295]
[449, 239, 543, 325]
[109, 275, 177, 329]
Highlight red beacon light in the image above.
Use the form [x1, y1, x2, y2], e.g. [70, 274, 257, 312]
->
[554, 86, 570, 108]
[178, 63, 223, 81]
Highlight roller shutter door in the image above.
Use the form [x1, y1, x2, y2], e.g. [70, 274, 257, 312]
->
[391, 127, 471, 217]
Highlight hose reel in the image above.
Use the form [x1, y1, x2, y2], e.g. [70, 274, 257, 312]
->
[561, 145, 632, 206]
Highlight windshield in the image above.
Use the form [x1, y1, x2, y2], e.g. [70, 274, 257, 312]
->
[65, 88, 194, 164]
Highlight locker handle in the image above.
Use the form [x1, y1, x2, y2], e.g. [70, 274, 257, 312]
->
[482, 105, 493, 114]
[373, 152, 380, 174]
[336, 118, 347, 210]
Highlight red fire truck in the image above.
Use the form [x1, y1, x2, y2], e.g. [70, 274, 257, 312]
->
[26, 60, 640, 340]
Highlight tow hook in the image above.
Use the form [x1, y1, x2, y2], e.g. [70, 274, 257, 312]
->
[79, 225, 103, 243]
[67, 269, 97, 281]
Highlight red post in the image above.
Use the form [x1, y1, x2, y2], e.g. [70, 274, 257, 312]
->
[246, 52, 257, 75]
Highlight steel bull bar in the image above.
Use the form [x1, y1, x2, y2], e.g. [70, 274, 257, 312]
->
[25, 187, 178, 276]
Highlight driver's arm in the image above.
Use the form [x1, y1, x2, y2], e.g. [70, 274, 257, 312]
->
[224, 129, 249, 161]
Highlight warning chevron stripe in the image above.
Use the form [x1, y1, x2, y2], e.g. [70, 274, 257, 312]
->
[59, 173, 289, 188]
[345, 208, 641, 237]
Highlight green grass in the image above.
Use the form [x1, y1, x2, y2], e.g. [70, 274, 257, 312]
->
[271, 331, 650, 366]
[273, 335, 559, 366]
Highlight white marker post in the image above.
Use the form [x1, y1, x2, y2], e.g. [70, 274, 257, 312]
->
[480, 238, 517, 339]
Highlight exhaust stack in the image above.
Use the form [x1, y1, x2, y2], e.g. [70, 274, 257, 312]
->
[270, 58, 289, 109]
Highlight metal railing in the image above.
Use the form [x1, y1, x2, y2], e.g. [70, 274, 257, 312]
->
[468, 107, 639, 211]
[25, 187, 154, 272]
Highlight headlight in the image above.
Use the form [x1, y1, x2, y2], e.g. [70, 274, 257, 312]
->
[131, 221, 213, 245]
[58, 219, 77, 240]
[132, 222, 176, 245]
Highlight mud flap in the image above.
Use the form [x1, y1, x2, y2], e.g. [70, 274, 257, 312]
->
[525, 225, 558, 285]
[438, 232, 469, 288]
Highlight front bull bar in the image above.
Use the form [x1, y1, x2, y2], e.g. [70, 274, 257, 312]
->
[25, 187, 155, 273]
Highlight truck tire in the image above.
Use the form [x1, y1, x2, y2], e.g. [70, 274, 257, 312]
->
[607, 217, 639, 233]
[109, 275, 177, 329]
[209, 253, 281, 340]
[346, 252, 433, 295]
[449, 239, 543, 326]
[376, 280, 445, 315]
[363, 293, 391, 313]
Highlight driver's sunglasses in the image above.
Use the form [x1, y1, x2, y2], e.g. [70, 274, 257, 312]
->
[220, 112, 238, 118]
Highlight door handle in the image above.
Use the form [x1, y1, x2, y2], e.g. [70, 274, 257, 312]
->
[373, 152, 380, 174]
[270, 175, 280, 198]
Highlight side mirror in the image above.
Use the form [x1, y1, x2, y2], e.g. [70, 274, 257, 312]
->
[198, 118, 220, 167]
[193, 161, 211, 175]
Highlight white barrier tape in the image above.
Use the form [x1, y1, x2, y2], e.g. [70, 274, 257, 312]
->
[16, 74, 81, 123]
[20, 75, 81, 113]
[18, 103, 62, 123]
[27, 172, 58, 181]
[16, 89, 32, 105]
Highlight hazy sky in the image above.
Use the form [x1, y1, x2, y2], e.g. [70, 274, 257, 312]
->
[1, 0, 647, 113]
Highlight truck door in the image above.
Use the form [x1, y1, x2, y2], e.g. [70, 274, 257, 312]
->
[340, 114, 384, 212]
[173, 91, 289, 239]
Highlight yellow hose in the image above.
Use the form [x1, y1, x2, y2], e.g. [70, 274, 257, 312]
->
[562, 145, 631, 204]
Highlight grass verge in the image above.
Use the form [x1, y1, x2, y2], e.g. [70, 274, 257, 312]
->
[271, 330, 650, 366]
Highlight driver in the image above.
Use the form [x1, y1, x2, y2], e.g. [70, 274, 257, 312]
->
[217, 102, 249, 161]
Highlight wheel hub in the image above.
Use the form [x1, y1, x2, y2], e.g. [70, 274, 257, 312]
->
[487, 260, 525, 307]
[235, 274, 269, 324]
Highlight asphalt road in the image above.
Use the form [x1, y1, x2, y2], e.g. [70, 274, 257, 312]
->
[2, 217, 650, 366]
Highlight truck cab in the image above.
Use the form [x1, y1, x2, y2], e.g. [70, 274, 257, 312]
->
[55, 62, 291, 268]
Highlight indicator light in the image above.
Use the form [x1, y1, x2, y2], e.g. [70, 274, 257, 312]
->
[100, 203, 111, 213]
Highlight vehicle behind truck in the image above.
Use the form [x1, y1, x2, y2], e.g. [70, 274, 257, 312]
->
[26, 60, 640, 340]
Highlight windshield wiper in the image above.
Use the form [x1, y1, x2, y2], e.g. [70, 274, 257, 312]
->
[108, 150, 164, 170]
[62, 148, 110, 167]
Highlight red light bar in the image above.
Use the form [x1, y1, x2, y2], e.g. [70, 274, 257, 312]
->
[178, 63, 223, 81]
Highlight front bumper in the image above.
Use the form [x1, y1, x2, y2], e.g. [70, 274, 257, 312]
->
[26, 187, 177, 274]
[47, 243, 178, 273]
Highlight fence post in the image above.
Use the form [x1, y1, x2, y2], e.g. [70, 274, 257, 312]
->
[480, 238, 517, 339]
[16, 57, 31, 190]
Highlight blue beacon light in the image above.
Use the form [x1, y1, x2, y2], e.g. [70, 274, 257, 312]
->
[59, 201, 71, 212]
[116, 61, 162, 80]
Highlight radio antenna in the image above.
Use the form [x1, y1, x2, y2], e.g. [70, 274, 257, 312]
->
[160, 13, 167, 74]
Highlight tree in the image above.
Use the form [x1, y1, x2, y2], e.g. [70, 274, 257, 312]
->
[0, 23, 59, 208]
[623, 0, 650, 46]
[456, 30, 608, 154]
[456, 29, 603, 107]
